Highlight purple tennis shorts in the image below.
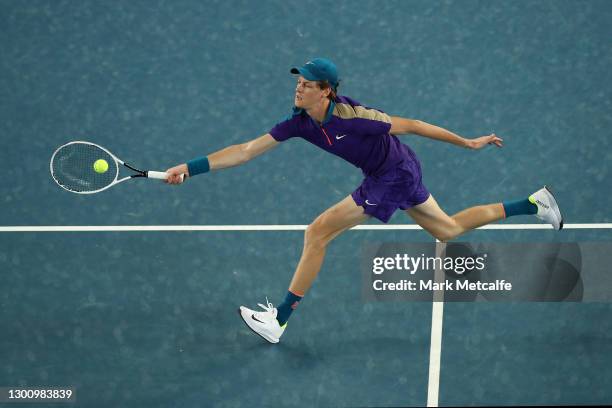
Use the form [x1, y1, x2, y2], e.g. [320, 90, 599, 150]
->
[351, 146, 430, 223]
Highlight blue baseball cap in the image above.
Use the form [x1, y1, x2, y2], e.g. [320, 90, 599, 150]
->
[291, 58, 339, 88]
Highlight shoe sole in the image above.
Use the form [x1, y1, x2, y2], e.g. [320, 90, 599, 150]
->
[544, 185, 564, 230]
[237, 308, 279, 344]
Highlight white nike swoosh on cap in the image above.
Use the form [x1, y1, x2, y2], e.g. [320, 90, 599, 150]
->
[336, 134, 347, 139]
[365, 200, 377, 206]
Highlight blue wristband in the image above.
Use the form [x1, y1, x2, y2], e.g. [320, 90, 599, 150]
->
[186, 156, 210, 176]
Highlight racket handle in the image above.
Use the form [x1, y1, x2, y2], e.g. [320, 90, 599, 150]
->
[147, 171, 168, 179]
[147, 171, 185, 182]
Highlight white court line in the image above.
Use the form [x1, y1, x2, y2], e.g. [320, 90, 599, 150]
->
[427, 301, 444, 407]
[0, 223, 611, 232]
[427, 240, 445, 407]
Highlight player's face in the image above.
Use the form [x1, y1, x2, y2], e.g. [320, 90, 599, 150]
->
[295, 77, 326, 109]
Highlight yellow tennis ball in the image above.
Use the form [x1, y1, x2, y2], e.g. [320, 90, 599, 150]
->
[93, 159, 109, 174]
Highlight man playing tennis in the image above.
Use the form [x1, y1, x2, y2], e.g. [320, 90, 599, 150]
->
[165, 58, 563, 344]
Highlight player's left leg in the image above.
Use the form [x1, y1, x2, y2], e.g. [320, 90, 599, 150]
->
[405, 195, 504, 241]
[407, 186, 563, 242]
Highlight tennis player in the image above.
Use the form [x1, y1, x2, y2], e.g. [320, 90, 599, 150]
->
[165, 58, 563, 344]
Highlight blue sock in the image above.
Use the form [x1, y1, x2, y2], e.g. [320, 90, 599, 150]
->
[276, 291, 303, 326]
[502, 198, 537, 217]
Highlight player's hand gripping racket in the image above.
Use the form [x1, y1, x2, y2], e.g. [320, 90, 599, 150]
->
[50, 141, 184, 194]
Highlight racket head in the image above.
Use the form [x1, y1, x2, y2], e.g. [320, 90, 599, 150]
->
[50, 141, 121, 194]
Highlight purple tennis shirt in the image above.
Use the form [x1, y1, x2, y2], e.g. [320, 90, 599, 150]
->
[269, 96, 410, 177]
[269, 95, 430, 222]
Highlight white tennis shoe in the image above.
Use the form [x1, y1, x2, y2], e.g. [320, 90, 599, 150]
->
[239, 298, 286, 344]
[529, 186, 564, 230]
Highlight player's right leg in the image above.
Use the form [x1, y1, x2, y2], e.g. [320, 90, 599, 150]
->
[287, 194, 369, 295]
[239, 194, 369, 343]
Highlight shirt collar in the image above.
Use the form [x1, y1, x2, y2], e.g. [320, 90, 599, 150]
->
[292, 98, 336, 125]
[322, 98, 336, 125]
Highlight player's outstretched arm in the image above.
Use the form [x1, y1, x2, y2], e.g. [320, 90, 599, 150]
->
[389, 116, 503, 149]
[165, 134, 279, 184]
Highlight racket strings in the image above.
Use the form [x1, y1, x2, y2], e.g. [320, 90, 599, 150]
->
[51, 142, 117, 193]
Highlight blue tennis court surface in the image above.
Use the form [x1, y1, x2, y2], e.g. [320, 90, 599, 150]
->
[1, 0, 611, 406]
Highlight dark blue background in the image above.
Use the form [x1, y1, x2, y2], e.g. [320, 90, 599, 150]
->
[1, 1, 611, 406]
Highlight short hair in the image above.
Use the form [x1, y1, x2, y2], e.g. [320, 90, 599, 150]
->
[316, 80, 338, 101]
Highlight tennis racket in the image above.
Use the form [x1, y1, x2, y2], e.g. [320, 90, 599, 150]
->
[50, 141, 183, 194]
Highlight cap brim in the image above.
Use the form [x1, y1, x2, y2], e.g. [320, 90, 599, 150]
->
[290, 66, 317, 81]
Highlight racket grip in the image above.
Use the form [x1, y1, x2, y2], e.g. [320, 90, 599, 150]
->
[147, 171, 185, 182]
